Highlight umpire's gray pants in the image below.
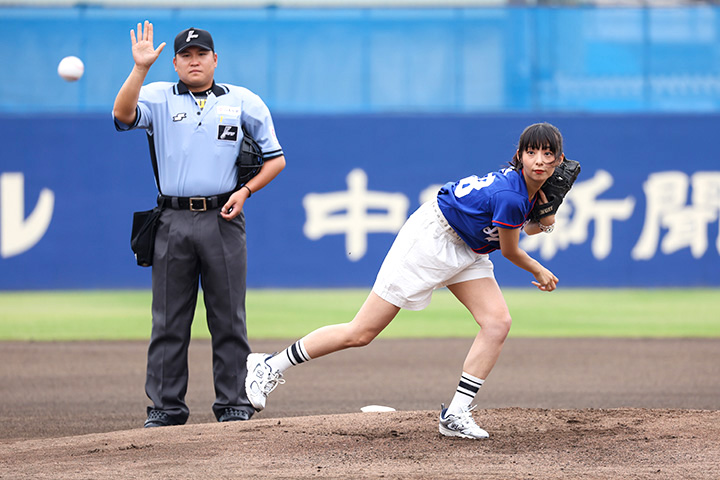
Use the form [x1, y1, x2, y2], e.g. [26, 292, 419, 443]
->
[146, 207, 253, 424]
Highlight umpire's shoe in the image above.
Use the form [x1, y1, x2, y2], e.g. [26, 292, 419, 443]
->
[218, 407, 251, 422]
[144, 409, 182, 428]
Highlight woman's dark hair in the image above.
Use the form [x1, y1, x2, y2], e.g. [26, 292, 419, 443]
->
[510, 122, 564, 170]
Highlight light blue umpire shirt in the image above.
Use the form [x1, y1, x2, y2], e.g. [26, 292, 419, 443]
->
[114, 80, 283, 197]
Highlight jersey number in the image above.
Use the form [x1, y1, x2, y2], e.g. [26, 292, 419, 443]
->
[454, 173, 496, 198]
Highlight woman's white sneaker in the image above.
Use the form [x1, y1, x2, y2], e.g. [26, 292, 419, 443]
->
[438, 404, 489, 439]
[245, 353, 284, 411]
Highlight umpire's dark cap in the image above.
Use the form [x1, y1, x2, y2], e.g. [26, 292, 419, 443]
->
[174, 28, 214, 55]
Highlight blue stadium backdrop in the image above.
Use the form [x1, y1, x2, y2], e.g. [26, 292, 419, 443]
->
[1, 5, 719, 289]
[2, 113, 719, 289]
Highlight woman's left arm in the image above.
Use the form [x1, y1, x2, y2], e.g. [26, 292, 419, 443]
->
[523, 189, 556, 236]
[524, 215, 556, 235]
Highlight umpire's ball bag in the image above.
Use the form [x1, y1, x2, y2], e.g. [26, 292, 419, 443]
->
[130, 207, 162, 267]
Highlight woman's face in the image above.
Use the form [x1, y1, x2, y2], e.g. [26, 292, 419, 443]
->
[520, 146, 563, 184]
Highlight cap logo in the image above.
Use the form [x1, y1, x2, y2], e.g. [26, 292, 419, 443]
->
[186, 30, 199, 43]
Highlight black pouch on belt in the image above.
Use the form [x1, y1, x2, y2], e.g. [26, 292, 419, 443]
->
[130, 207, 162, 267]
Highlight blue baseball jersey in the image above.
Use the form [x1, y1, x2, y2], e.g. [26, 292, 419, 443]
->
[437, 167, 537, 254]
[114, 81, 283, 197]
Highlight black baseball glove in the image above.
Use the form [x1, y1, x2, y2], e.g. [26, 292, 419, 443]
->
[236, 126, 264, 187]
[529, 158, 581, 221]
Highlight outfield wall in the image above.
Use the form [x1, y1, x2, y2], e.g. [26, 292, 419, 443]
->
[2, 5, 719, 289]
[1, 113, 718, 289]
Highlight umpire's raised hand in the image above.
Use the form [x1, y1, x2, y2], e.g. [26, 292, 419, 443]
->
[131, 21, 166, 71]
[113, 20, 166, 126]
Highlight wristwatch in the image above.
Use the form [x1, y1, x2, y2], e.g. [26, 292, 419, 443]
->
[538, 222, 555, 233]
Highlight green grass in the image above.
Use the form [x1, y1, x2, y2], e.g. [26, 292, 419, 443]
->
[0, 288, 718, 341]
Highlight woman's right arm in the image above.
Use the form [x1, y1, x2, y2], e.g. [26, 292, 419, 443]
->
[498, 227, 558, 291]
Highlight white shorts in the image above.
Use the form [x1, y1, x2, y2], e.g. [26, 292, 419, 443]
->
[372, 199, 495, 311]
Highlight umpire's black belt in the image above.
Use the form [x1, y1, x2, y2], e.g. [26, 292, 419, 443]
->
[157, 192, 233, 212]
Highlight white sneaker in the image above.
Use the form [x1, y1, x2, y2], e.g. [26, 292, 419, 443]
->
[245, 353, 284, 411]
[438, 404, 489, 439]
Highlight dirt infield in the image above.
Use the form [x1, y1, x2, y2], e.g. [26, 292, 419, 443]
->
[1, 338, 719, 479]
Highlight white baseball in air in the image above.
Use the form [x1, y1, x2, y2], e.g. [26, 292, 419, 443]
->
[360, 405, 396, 413]
[57, 56, 84, 82]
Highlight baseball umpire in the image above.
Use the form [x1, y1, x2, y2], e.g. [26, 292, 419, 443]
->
[113, 21, 285, 427]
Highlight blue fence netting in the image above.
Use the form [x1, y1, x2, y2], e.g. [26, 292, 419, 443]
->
[2, 6, 720, 114]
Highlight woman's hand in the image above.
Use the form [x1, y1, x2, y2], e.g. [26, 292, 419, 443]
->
[537, 188, 549, 204]
[531, 266, 559, 292]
